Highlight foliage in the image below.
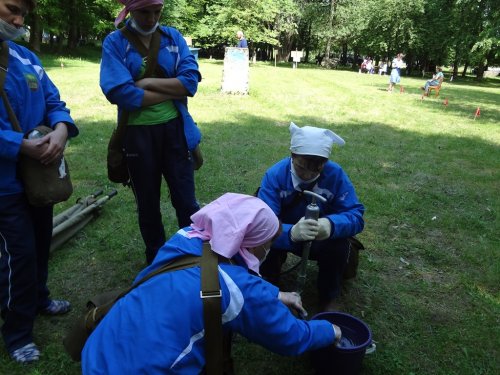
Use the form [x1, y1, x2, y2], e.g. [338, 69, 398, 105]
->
[22, 1, 500, 75]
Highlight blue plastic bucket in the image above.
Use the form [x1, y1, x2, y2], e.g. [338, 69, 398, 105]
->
[310, 312, 373, 375]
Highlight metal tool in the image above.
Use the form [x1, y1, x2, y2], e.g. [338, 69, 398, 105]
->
[295, 190, 327, 295]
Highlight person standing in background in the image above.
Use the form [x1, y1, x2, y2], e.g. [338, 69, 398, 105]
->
[236, 30, 248, 48]
[388, 53, 404, 92]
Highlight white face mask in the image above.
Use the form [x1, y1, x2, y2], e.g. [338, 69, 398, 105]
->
[258, 246, 271, 266]
[130, 18, 159, 36]
[0, 18, 26, 41]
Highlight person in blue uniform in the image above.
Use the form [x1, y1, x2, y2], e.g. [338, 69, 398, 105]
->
[100, 0, 202, 264]
[82, 193, 342, 374]
[0, 0, 78, 363]
[257, 122, 365, 311]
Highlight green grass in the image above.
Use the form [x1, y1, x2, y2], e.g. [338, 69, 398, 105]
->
[1, 56, 498, 375]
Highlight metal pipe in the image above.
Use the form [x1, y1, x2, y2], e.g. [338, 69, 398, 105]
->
[295, 190, 327, 295]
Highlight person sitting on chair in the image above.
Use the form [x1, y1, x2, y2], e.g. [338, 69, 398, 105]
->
[421, 67, 444, 95]
[257, 122, 365, 312]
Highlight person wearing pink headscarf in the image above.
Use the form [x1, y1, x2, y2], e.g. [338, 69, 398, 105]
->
[82, 193, 341, 374]
[100, 0, 203, 264]
[114, 0, 165, 28]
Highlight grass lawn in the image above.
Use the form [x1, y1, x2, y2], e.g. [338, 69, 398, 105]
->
[0, 53, 498, 375]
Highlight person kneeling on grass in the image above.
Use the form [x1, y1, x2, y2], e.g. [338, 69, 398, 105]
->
[421, 66, 444, 95]
[257, 122, 365, 312]
[82, 193, 342, 374]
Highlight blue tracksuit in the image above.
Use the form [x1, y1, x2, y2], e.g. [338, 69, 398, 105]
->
[258, 157, 365, 299]
[100, 22, 202, 262]
[0, 41, 77, 353]
[82, 230, 335, 374]
[0, 42, 78, 196]
[99, 22, 201, 151]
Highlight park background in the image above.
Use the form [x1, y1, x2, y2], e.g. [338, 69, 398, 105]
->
[26, 0, 498, 78]
[1, 0, 500, 374]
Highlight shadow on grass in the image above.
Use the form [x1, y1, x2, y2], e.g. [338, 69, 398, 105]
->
[5, 101, 496, 375]
[196, 113, 498, 375]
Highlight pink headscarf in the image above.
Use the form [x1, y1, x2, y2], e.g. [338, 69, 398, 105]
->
[114, 0, 164, 27]
[187, 193, 280, 274]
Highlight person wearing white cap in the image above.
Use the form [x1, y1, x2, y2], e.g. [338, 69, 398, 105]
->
[257, 122, 365, 311]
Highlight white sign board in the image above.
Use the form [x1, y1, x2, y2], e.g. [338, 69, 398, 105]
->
[221, 47, 249, 94]
[291, 50, 304, 62]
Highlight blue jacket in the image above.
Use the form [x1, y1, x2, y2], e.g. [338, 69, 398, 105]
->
[100, 22, 202, 151]
[0, 41, 77, 197]
[237, 38, 248, 48]
[258, 157, 365, 250]
[82, 230, 335, 374]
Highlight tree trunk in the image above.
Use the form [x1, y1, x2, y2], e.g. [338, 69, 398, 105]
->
[278, 30, 294, 63]
[57, 34, 64, 53]
[29, 11, 42, 53]
[462, 61, 469, 77]
[304, 21, 312, 63]
[475, 62, 485, 80]
[353, 49, 360, 70]
[324, 0, 336, 59]
[341, 42, 347, 65]
[67, 0, 79, 50]
[452, 44, 459, 79]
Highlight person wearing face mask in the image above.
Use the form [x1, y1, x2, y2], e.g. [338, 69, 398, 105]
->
[100, 0, 202, 264]
[257, 122, 365, 311]
[0, 0, 79, 364]
[82, 193, 341, 374]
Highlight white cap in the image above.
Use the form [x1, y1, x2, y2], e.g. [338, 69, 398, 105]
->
[289, 122, 345, 158]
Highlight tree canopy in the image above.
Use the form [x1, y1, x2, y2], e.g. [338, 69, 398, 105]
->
[26, 0, 499, 78]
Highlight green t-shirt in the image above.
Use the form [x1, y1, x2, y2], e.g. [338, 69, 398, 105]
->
[127, 59, 179, 125]
[128, 101, 179, 125]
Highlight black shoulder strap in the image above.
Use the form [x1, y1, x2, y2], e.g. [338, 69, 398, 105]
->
[117, 254, 201, 300]
[0, 41, 22, 133]
[201, 242, 224, 375]
[87, 254, 202, 337]
[0, 41, 9, 89]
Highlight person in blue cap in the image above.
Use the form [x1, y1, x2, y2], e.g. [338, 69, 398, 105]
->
[257, 122, 365, 311]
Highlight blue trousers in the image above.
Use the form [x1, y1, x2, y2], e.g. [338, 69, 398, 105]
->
[0, 194, 53, 352]
[424, 80, 439, 93]
[125, 118, 199, 264]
